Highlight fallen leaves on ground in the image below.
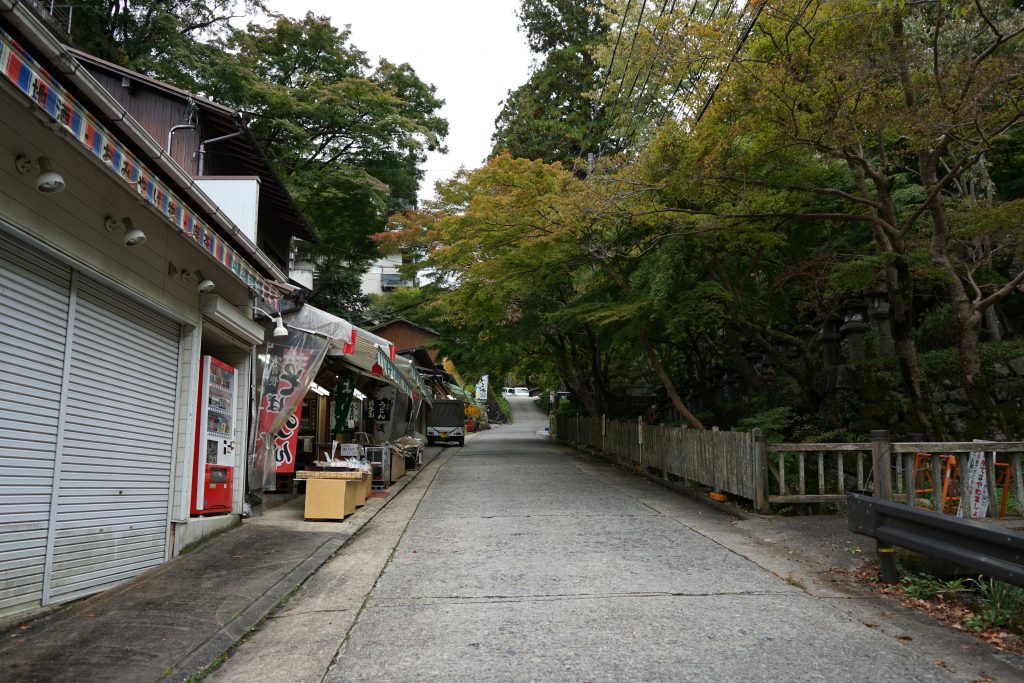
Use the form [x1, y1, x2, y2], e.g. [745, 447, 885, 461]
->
[826, 563, 1024, 657]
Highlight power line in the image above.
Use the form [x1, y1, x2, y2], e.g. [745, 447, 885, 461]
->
[619, 0, 679, 142]
[603, 0, 682, 153]
[577, 0, 645, 164]
[690, 0, 814, 125]
[655, 0, 734, 129]
[595, 0, 636, 115]
[623, 0, 673, 106]
[604, 0, 652, 138]
[600, 0, 738, 153]
[691, 0, 766, 123]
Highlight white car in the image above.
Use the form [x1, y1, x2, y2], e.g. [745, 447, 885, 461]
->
[513, 387, 530, 396]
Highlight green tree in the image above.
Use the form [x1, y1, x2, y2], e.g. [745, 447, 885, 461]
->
[492, 0, 611, 165]
[639, 0, 1024, 436]
[70, 0, 262, 86]
[71, 8, 448, 320]
[417, 153, 707, 425]
[197, 13, 448, 318]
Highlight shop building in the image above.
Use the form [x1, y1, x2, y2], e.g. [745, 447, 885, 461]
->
[368, 318, 440, 362]
[0, 4, 300, 621]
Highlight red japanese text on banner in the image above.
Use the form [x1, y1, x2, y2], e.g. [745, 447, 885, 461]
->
[251, 329, 328, 492]
[274, 403, 303, 475]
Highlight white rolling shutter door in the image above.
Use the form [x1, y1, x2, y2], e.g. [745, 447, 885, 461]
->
[48, 277, 180, 602]
[0, 233, 71, 618]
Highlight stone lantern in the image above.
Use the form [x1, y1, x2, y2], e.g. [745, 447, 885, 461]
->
[840, 306, 870, 363]
[814, 319, 842, 369]
[866, 284, 895, 357]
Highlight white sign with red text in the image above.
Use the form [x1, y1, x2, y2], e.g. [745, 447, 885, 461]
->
[956, 441, 991, 518]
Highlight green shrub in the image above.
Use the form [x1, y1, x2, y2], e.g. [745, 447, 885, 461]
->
[965, 578, 1024, 632]
[899, 574, 966, 601]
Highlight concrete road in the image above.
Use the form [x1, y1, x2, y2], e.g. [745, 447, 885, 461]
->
[209, 399, 1000, 682]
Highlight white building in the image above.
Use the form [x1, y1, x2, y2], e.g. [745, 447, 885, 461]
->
[360, 253, 415, 296]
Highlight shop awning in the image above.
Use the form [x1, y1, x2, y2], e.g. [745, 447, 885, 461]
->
[281, 305, 425, 397]
[394, 356, 434, 408]
[283, 304, 355, 353]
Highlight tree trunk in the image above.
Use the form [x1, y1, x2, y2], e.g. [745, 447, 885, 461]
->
[920, 160, 1003, 435]
[637, 329, 704, 430]
[547, 334, 600, 416]
[984, 305, 1003, 342]
[886, 257, 939, 438]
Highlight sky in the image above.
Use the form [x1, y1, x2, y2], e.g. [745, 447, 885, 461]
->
[264, 0, 535, 203]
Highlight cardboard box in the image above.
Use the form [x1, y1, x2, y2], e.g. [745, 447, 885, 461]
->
[390, 451, 406, 482]
[304, 479, 360, 520]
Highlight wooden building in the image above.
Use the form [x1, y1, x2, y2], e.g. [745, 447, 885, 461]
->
[369, 318, 440, 361]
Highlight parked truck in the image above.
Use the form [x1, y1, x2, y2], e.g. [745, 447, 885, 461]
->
[426, 399, 466, 446]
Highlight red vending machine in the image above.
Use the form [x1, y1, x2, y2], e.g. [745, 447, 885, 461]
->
[191, 356, 237, 515]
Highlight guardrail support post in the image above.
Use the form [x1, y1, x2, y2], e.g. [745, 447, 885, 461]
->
[753, 429, 770, 514]
[871, 429, 899, 583]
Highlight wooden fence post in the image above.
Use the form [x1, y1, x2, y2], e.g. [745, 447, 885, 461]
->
[1012, 453, 1024, 520]
[752, 428, 770, 514]
[985, 451, 1000, 518]
[957, 452, 970, 516]
[871, 429, 898, 583]
[904, 449, 916, 509]
[638, 416, 644, 467]
[601, 414, 606, 454]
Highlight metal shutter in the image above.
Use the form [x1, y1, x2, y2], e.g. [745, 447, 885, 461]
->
[47, 276, 180, 602]
[0, 233, 71, 618]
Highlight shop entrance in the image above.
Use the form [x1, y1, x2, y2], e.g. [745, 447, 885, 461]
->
[0, 231, 180, 616]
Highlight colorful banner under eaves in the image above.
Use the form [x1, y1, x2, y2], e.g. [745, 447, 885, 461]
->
[0, 29, 282, 309]
[376, 346, 413, 396]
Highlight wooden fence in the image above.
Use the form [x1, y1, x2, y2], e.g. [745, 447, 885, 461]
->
[555, 417, 1024, 520]
[763, 433, 1024, 519]
[553, 415, 755, 500]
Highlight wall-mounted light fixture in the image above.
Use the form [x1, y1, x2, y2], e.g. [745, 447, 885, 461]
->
[253, 305, 288, 337]
[121, 217, 146, 247]
[16, 155, 65, 194]
[105, 216, 146, 247]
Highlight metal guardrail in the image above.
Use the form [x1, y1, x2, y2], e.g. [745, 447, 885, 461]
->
[846, 491, 1024, 586]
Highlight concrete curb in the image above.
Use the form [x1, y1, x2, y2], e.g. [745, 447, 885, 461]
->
[169, 447, 449, 682]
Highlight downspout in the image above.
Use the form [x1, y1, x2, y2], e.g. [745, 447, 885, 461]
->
[166, 124, 195, 154]
[198, 129, 244, 176]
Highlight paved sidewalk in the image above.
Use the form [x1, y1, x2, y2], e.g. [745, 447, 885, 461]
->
[0, 448, 446, 683]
